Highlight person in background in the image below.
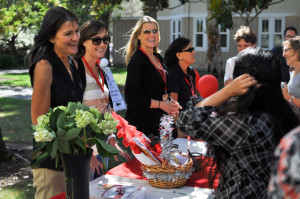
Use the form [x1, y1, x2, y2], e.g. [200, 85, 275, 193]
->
[164, 37, 196, 138]
[75, 19, 131, 180]
[271, 26, 297, 83]
[177, 47, 299, 198]
[268, 125, 300, 199]
[282, 36, 300, 108]
[124, 16, 181, 137]
[164, 37, 196, 111]
[26, 7, 85, 199]
[224, 26, 256, 86]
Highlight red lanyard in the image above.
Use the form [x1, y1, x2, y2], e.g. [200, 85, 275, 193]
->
[184, 75, 195, 96]
[82, 57, 105, 93]
[139, 47, 167, 92]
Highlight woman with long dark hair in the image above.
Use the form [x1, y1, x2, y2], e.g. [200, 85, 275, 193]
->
[177, 47, 299, 198]
[26, 7, 85, 198]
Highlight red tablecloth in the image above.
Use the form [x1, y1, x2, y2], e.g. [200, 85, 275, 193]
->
[106, 157, 219, 189]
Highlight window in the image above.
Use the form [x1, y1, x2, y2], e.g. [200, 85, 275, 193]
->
[193, 18, 207, 51]
[259, 17, 285, 49]
[219, 26, 230, 51]
[170, 19, 182, 42]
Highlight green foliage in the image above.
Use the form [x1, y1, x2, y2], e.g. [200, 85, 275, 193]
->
[209, 0, 274, 29]
[32, 102, 120, 168]
[0, 54, 26, 69]
[140, 0, 169, 18]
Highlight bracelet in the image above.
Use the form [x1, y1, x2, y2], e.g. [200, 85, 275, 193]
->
[289, 95, 295, 103]
[158, 101, 160, 108]
[107, 134, 116, 140]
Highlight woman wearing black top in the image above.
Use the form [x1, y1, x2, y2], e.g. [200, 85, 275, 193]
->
[124, 16, 181, 137]
[26, 7, 85, 199]
[164, 37, 196, 111]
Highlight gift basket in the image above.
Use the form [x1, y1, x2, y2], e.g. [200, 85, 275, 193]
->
[112, 113, 194, 189]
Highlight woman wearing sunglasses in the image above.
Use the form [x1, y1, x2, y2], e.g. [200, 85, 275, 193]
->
[164, 37, 196, 137]
[124, 16, 181, 137]
[75, 20, 131, 180]
[164, 37, 196, 111]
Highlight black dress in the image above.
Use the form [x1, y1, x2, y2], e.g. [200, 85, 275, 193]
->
[29, 49, 86, 170]
[169, 64, 196, 111]
[125, 49, 169, 137]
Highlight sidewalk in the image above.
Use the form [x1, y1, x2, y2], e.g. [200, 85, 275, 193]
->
[0, 69, 32, 100]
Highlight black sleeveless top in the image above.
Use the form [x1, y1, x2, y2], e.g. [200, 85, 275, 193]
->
[29, 49, 86, 170]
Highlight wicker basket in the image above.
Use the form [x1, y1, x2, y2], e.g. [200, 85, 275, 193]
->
[141, 156, 193, 188]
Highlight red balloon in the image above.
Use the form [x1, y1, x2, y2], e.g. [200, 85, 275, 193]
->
[197, 74, 219, 98]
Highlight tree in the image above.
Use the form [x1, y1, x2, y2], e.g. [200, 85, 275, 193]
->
[207, 0, 285, 77]
[0, 0, 57, 55]
[140, 0, 169, 19]
[206, 0, 222, 77]
[210, 0, 285, 29]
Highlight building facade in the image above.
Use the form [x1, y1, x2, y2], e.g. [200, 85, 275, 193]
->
[112, 0, 300, 72]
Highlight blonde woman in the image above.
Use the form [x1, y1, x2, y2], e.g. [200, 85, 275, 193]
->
[124, 16, 181, 137]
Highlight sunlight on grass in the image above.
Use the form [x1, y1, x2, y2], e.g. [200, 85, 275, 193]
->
[0, 111, 19, 117]
[0, 180, 35, 199]
[0, 73, 31, 87]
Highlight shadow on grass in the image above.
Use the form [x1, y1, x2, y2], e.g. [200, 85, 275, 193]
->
[0, 98, 32, 143]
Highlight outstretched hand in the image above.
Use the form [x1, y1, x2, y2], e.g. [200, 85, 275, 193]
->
[90, 155, 103, 175]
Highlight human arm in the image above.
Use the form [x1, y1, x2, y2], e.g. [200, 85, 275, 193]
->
[108, 136, 131, 162]
[31, 60, 52, 125]
[196, 74, 257, 107]
[282, 83, 300, 108]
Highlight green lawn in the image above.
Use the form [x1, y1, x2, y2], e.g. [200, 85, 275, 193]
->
[0, 73, 31, 87]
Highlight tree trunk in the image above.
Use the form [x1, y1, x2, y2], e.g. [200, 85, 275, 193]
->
[0, 128, 14, 161]
[206, 0, 223, 78]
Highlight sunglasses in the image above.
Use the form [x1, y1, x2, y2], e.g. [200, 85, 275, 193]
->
[181, 47, 195, 52]
[88, 35, 111, 45]
[142, 29, 158, 34]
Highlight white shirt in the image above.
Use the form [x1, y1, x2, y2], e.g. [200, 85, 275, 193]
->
[224, 56, 236, 83]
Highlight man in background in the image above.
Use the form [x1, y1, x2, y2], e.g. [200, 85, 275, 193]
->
[224, 26, 257, 86]
[271, 26, 298, 83]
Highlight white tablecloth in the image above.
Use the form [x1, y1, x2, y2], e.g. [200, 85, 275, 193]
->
[89, 175, 214, 199]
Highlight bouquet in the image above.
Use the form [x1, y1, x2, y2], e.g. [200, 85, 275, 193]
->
[32, 102, 120, 168]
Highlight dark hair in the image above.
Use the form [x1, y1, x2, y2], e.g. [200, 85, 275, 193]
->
[164, 37, 191, 69]
[26, 7, 78, 66]
[233, 26, 257, 45]
[233, 48, 298, 138]
[209, 47, 299, 188]
[283, 36, 300, 61]
[75, 20, 108, 59]
[284, 26, 298, 36]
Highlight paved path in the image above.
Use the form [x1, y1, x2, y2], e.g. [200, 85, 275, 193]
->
[0, 69, 32, 100]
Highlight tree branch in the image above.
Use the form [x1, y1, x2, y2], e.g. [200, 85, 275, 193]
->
[166, 0, 205, 10]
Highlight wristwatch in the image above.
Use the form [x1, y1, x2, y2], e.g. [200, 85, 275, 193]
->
[289, 95, 295, 103]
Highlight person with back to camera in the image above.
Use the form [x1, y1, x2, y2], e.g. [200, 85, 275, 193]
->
[224, 26, 256, 86]
[124, 16, 181, 137]
[164, 37, 196, 137]
[177, 47, 299, 198]
[26, 7, 85, 199]
[75, 19, 131, 180]
[281, 36, 300, 109]
[271, 26, 297, 83]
